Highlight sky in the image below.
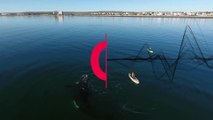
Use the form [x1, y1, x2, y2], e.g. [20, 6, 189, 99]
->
[0, 0, 213, 12]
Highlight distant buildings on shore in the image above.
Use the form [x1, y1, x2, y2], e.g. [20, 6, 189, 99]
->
[1, 11, 213, 17]
[53, 11, 63, 16]
[89, 11, 213, 17]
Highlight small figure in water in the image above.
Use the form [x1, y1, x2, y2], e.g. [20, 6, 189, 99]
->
[78, 74, 90, 103]
[128, 72, 140, 84]
[131, 72, 136, 79]
[79, 74, 89, 91]
[147, 47, 154, 54]
[72, 74, 91, 109]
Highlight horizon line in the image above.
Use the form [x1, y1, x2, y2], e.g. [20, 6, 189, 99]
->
[1, 10, 213, 13]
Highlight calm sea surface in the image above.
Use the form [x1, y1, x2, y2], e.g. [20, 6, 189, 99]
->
[0, 16, 213, 120]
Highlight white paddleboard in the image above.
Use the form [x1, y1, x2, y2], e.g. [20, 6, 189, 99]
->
[128, 73, 140, 84]
[147, 49, 153, 54]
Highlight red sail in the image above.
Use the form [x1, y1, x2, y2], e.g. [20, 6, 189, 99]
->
[90, 34, 108, 88]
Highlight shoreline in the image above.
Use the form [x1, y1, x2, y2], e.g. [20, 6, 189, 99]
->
[1, 15, 213, 18]
[1, 11, 213, 18]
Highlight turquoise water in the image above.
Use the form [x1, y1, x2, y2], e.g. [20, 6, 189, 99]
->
[0, 16, 213, 120]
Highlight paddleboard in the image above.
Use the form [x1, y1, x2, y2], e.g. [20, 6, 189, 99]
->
[147, 49, 153, 54]
[128, 73, 140, 84]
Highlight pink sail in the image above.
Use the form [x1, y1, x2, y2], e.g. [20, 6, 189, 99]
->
[90, 34, 108, 88]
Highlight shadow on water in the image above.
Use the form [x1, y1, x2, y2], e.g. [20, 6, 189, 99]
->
[108, 25, 213, 82]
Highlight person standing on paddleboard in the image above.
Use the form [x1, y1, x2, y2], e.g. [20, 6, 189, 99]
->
[131, 72, 136, 79]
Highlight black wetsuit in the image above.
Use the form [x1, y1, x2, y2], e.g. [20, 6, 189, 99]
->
[73, 75, 90, 110]
[78, 75, 89, 103]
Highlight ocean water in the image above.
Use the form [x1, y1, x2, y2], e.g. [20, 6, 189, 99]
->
[0, 16, 213, 120]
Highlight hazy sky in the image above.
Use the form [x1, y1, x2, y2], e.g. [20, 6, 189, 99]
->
[0, 0, 212, 12]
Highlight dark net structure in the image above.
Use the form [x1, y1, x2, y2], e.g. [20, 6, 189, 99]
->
[108, 25, 213, 82]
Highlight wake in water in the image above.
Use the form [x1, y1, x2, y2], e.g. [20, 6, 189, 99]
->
[108, 25, 213, 82]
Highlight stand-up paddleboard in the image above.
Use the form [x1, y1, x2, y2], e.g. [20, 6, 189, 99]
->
[128, 73, 140, 84]
[73, 100, 79, 109]
[147, 48, 153, 54]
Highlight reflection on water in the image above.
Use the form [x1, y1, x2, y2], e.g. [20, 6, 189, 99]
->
[54, 15, 64, 23]
[0, 16, 212, 120]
